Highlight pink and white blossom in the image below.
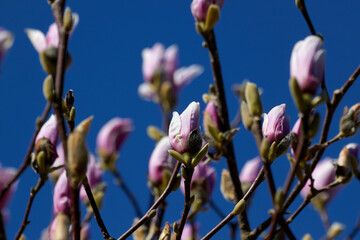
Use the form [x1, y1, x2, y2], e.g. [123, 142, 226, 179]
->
[262, 104, 290, 144]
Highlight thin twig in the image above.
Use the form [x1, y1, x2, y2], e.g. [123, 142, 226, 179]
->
[82, 177, 114, 240]
[297, 0, 317, 35]
[201, 29, 250, 234]
[117, 162, 181, 240]
[176, 168, 193, 240]
[0, 212, 6, 240]
[111, 169, 143, 218]
[202, 166, 266, 239]
[209, 200, 237, 240]
[15, 177, 47, 239]
[0, 102, 51, 201]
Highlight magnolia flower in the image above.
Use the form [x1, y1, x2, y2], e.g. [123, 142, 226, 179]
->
[301, 158, 339, 204]
[139, 43, 203, 102]
[0, 165, 17, 210]
[0, 28, 14, 65]
[181, 224, 199, 240]
[191, 0, 225, 22]
[239, 156, 261, 184]
[169, 102, 202, 154]
[35, 115, 59, 167]
[345, 143, 359, 161]
[25, 14, 79, 53]
[203, 100, 220, 134]
[79, 154, 103, 203]
[290, 35, 325, 95]
[53, 171, 71, 216]
[148, 137, 176, 184]
[36, 115, 59, 147]
[181, 161, 216, 200]
[97, 118, 133, 158]
[262, 104, 290, 144]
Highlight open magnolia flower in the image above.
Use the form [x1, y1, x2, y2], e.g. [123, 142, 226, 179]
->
[25, 14, 79, 53]
[139, 43, 203, 108]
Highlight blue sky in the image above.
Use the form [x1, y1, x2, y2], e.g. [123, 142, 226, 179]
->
[0, 1, 359, 239]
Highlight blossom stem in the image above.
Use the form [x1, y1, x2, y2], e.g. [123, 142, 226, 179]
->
[15, 176, 47, 240]
[111, 169, 143, 218]
[117, 162, 181, 240]
[82, 177, 114, 240]
[297, 0, 317, 35]
[201, 29, 250, 234]
[0, 102, 51, 201]
[176, 167, 193, 240]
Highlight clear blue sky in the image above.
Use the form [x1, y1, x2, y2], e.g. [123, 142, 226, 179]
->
[0, 1, 359, 239]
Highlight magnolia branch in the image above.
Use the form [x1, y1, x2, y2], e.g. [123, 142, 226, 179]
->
[201, 29, 251, 234]
[117, 162, 181, 240]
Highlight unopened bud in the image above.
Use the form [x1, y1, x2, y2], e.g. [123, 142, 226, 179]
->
[147, 125, 164, 142]
[64, 7, 73, 32]
[274, 189, 284, 210]
[65, 89, 75, 109]
[289, 77, 311, 113]
[67, 117, 93, 187]
[245, 82, 262, 117]
[241, 101, 254, 130]
[172, 222, 179, 234]
[53, 212, 71, 240]
[232, 199, 246, 215]
[301, 234, 312, 240]
[220, 169, 235, 201]
[147, 209, 156, 219]
[340, 103, 360, 137]
[40, 46, 57, 75]
[326, 222, 344, 239]
[172, 174, 181, 192]
[204, 4, 220, 32]
[43, 75, 54, 101]
[159, 222, 171, 240]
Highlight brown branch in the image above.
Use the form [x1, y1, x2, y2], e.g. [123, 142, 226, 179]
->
[176, 168, 193, 240]
[201, 29, 250, 234]
[111, 169, 143, 218]
[297, 0, 317, 35]
[117, 162, 181, 240]
[82, 177, 114, 240]
[201, 166, 266, 240]
[0, 102, 51, 201]
[15, 177, 47, 240]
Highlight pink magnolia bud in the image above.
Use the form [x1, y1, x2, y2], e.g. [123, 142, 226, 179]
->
[191, 0, 225, 22]
[345, 143, 359, 162]
[290, 35, 325, 95]
[203, 100, 220, 132]
[80, 154, 103, 202]
[96, 118, 133, 158]
[36, 115, 59, 147]
[262, 104, 290, 144]
[0, 165, 17, 210]
[181, 161, 216, 198]
[0, 28, 14, 65]
[53, 171, 71, 216]
[181, 223, 199, 240]
[239, 156, 261, 184]
[142, 43, 178, 83]
[35, 115, 59, 166]
[169, 102, 202, 154]
[148, 137, 176, 184]
[301, 158, 339, 203]
[25, 14, 79, 53]
[49, 212, 70, 240]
